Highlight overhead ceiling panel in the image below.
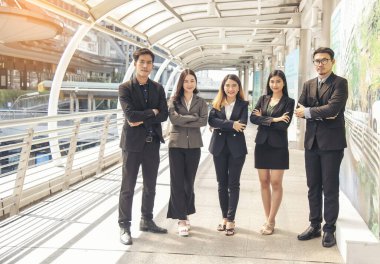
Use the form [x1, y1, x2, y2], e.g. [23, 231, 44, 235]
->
[29, 0, 303, 71]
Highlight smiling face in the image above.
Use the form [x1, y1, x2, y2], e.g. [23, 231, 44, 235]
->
[223, 79, 239, 101]
[183, 74, 196, 94]
[134, 54, 153, 81]
[269, 76, 284, 95]
[313, 52, 335, 78]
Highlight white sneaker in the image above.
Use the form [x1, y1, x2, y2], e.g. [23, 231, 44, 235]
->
[178, 224, 189, 237]
[186, 219, 191, 230]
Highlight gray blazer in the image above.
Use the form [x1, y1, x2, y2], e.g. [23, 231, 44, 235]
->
[168, 95, 208, 148]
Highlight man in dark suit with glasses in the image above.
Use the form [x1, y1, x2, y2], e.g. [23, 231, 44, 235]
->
[295, 47, 348, 248]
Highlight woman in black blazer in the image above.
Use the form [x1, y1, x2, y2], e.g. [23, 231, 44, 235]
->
[250, 70, 295, 235]
[208, 74, 248, 236]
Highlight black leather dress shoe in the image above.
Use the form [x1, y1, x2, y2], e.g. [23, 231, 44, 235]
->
[120, 227, 132, 245]
[297, 225, 321, 240]
[139, 219, 167, 233]
[322, 232, 336, 247]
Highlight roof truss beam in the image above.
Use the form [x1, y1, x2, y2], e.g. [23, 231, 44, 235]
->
[150, 13, 300, 43]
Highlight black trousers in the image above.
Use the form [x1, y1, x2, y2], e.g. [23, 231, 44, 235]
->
[305, 143, 344, 233]
[118, 141, 160, 228]
[213, 145, 246, 221]
[167, 148, 201, 220]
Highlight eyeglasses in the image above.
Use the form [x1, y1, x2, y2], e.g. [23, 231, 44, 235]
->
[313, 58, 331, 66]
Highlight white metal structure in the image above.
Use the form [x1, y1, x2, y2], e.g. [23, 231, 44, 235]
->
[25, 0, 302, 71]
[0, 110, 125, 217]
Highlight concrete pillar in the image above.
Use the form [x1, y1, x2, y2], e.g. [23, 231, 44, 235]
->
[92, 97, 96, 111]
[260, 60, 265, 95]
[299, 29, 313, 95]
[69, 92, 74, 113]
[251, 61, 263, 106]
[264, 55, 272, 73]
[297, 28, 313, 149]
[271, 53, 276, 72]
[243, 65, 249, 100]
[276, 47, 285, 69]
[320, 0, 334, 47]
[75, 96, 79, 112]
[88, 93, 94, 111]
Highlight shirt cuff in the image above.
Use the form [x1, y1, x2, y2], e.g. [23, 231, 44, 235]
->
[304, 108, 311, 119]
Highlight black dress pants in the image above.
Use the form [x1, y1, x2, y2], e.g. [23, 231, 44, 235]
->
[213, 144, 246, 221]
[118, 141, 160, 228]
[305, 143, 344, 233]
[167, 148, 201, 220]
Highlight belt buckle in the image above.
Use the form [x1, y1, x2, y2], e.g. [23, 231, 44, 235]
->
[145, 136, 153, 143]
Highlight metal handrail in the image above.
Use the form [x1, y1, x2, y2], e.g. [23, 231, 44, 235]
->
[0, 110, 124, 218]
[0, 109, 117, 128]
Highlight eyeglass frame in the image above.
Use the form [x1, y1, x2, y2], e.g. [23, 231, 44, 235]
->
[312, 58, 331, 66]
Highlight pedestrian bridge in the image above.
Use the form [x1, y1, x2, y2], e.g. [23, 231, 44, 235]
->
[1, 0, 380, 263]
[0, 111, 375, 264]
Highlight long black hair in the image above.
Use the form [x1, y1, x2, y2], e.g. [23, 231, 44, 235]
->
[266, 70, 288, 97]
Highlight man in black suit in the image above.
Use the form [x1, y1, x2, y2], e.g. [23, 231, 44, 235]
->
[118, 48, 168, 245]
[295, 47, 348, 248]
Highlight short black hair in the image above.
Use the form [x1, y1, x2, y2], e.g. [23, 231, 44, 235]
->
[313, 47, 335, 60]
[133, 48, 155, 62]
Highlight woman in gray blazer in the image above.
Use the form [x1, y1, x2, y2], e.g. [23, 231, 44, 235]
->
[166, 69, 208, 237]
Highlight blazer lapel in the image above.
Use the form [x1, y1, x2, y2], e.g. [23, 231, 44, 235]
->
[271, 96, 286, 116]
[319, 73, 335, 98]
[147, 80, 157, 107]
[261, 96, 271, 115]
[229, 100, 242, 121]
[180, 96, 187, 110]
[188, 95, 198, 111]
[310, 77, 318, 99]
[221, 105, 227, 119]
[179, 95, 197, 112]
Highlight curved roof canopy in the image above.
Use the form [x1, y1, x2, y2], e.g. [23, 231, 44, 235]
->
[0, 6, 62, 43]
[28, 0, 302, 71]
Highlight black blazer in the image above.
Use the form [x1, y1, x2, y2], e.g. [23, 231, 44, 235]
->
[208, 99, 248, 158]
[119, 77, 168, 152]
[250, 95, 295, 148]
[298, 72, 348, 150]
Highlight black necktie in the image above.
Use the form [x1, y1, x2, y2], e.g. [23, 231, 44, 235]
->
[318, 81, 323, 90]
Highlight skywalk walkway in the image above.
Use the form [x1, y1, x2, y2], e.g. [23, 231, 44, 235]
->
[0, 124, 343, 264]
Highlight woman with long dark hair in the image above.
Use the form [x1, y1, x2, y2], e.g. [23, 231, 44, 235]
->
[167, 69, 208, 237]
[208, 74, 248, 236]
[250, 70, 295, 235]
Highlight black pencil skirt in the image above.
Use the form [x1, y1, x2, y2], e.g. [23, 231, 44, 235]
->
[254, 141, 289, 170]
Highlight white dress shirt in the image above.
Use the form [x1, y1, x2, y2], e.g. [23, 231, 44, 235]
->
[225, 100, 235, 120]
